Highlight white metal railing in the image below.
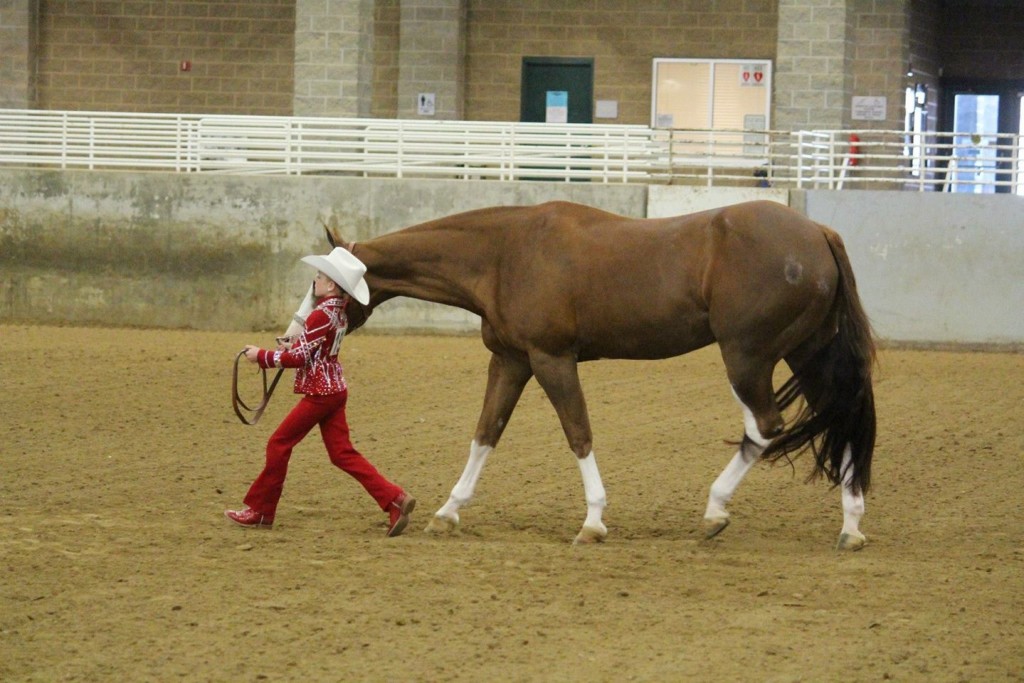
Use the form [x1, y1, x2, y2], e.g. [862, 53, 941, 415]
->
[1, 109, 1021, 193]
[774, 128, 1024, 194]
[0, 109, 656, 182]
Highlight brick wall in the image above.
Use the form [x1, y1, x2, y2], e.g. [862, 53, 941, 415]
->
[463, 0, 778, 124]
[372, 0, 399, 118]
[0, 0, 34, 108]
[22, 1, 1022, 127]
[774, 0, 855, 130]
[396, 0, 465, 119]
[908, 0, 940, 130]
[293, 0, 373, 117]
[850, 0, 910, 131]
[35, 0, 294, 114]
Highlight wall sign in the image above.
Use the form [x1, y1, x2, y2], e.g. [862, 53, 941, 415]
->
[595, 99, 618, 119]
[417, 93, 436, 116]
[740, 63, 765, 87]
[545, 91, 568, 123]
[852, 96, 887, 121]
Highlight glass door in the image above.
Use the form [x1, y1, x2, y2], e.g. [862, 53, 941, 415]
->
[951, 94, 1000, 193]
[941, 79, 1024, 194]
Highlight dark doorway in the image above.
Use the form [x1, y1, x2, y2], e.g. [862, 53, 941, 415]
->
[520, 57, 594, 124]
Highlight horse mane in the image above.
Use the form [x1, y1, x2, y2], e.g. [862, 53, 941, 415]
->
[320, 205, 530, 330]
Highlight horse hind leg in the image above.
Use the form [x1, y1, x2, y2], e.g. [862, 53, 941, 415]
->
[785, 344, 868, 551]
[702, 394, 770, 538]
[703, 352, 781, 538]
[426, 351, 532, 535]
[837, 445, 866, 550]
[726, 355, 786, 443]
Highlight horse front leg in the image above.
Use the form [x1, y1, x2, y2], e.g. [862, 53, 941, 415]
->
[529, 352, 607, 545]
[425, 351, 532, 535]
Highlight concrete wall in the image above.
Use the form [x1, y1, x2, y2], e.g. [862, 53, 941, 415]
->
[796, 190, 1024, 347]
[0, 169, 644, 335]
[646, 185, 789, 217]
[1, 169, 1021, 347]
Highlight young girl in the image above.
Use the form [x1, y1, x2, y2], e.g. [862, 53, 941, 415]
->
[225, 247, 416, 537]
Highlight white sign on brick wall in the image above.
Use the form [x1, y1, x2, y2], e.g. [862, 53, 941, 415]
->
[417, 93, 435, 116]
[852, 96, 887, 121]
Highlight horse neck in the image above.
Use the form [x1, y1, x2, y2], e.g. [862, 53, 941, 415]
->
[357, 227, 490, 314]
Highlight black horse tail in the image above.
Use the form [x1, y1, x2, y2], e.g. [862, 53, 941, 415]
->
[762, 227, 877, 495]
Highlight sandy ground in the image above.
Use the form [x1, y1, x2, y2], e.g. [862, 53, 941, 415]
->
[1, 324, 1022, 682]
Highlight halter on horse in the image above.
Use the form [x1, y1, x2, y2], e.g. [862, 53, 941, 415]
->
[329, 200, 876, 550]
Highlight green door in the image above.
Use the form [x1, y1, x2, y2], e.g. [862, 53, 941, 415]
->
[520, 57, 594, 123]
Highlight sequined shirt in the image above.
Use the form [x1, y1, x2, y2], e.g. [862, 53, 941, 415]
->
[256, 296, 348, 396]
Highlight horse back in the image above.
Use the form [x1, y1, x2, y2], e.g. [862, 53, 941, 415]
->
[492, 201, 838, 362]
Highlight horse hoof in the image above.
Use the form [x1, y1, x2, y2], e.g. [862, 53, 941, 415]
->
[836, 531, 866, 551]
[424, 514, 458, 535]
[702, 516, 730, 539]
[573, 525, 607, 545]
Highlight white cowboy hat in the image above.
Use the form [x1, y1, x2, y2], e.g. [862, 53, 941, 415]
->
[301, 247, 370, 305]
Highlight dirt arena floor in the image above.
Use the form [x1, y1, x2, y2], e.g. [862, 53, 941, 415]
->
[1, 324, 1022, 682]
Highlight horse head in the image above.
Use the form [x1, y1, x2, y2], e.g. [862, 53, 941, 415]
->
[323, 223, 374, 333]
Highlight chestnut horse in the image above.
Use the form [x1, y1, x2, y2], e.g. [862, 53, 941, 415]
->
[327, 200, 876, 549]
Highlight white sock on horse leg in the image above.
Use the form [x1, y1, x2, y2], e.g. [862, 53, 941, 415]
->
[705, 446, 759, 520]
[839, 445, 865, 537]
[731, 388, 771, 448]
[703, 392, 767, 520]
[577, 451, 607, 532]
[436, 440, 492, 522]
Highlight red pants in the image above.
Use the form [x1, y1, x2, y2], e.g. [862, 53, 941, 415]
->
[244, 391, 402, 519]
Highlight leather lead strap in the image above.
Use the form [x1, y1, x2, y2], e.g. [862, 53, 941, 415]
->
[231, 350, 284, 426]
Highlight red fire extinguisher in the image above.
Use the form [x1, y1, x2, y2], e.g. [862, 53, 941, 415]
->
[848, 133, 861, 166]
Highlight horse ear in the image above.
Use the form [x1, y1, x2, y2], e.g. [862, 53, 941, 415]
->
[316, 217, 357, 252]
[318, 217, 338, 248]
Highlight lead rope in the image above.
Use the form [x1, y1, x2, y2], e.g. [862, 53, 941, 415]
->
[231, 350, 284, 426]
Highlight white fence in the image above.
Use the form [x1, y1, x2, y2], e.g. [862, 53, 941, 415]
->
[1, 108, 1021, 193]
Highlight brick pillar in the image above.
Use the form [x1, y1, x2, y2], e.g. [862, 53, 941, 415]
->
[397, 0, 465, 120]
[775, 0, 855, 130]
[852, 1, 913, 131]
[294, 0, 374, 117]
[0, 0, 35, 108]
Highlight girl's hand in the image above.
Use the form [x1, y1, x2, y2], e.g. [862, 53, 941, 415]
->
[242, 345, 261, 363]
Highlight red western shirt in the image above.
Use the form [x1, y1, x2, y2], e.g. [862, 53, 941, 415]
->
[256, 296, 348, 396]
